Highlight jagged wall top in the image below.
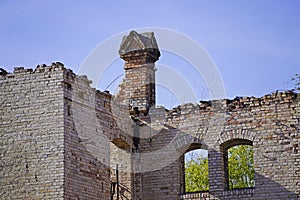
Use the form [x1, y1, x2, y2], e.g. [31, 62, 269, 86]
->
[119, 30, 160, 56]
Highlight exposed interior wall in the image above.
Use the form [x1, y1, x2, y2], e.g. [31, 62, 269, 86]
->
[63, 69, 134, 200]
[63, 69, 111, 199]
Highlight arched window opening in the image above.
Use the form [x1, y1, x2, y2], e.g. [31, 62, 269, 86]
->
[184, 148, 209, 193]
[225, 143, 254, 190]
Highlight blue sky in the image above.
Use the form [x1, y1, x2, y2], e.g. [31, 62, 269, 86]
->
[1, 0, 300, 108]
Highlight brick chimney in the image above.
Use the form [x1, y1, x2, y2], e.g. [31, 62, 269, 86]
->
[117, 30, 160, 115]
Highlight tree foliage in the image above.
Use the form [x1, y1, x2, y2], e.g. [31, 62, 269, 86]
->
[185, 155, 209, 192]
[228, 145, 254, 189]
[184, 145, 254, 192]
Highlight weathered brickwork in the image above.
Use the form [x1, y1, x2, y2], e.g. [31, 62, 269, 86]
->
[1, 31, 300, 199]
[140, 92, 300, 200]
[116, 31, 160, 114]
[63, 69, 111, 199]
[0, 65, 65, 199]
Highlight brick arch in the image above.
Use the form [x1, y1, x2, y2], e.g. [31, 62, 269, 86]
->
[218, 129, 256, 190]
[217, 128, 256, 147]
[178, 131, 210, 195]
[173, 128, 208, 153]
[110, 128, 132, 151]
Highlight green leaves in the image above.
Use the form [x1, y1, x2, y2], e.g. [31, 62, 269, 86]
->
[185, 154, 209, 192]
[228, 145, 255, 189]
[184, 145, 254, 193]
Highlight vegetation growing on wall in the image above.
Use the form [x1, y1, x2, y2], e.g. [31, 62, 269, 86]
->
[291, 73, 300, 92]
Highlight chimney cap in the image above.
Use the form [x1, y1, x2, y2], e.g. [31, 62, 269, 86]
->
[119, 30, 160, 56]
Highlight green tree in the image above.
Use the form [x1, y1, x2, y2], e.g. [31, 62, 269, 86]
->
[184, 145, 254, 192]
[228, 145, 254, 189]
[185, 154, 209, 192]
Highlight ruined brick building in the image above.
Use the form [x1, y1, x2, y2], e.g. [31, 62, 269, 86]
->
[1, 31, 300, 199]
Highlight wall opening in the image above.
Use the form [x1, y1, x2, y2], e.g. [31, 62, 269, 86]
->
[223, 140, 254, 190]
[110, 139, 132, 200]
[184, 147, 209, 193]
